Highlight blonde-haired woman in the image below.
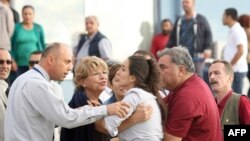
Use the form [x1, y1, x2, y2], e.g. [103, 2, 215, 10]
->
[60, 56, 111, 141]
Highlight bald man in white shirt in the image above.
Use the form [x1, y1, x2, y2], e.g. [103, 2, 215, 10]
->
[4, 42, 129, 141]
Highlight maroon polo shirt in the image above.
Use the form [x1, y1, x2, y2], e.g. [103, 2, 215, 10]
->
[165, 74, 223, 141]
[216, 90, 250, 124]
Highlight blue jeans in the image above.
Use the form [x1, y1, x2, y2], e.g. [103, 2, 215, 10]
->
[193, 58, 205, 78]
[232, 72, 247, 94]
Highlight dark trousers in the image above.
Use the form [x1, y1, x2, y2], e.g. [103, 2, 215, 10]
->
[193, 58, 205, 78]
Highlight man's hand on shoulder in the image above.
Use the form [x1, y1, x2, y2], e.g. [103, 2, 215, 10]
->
[130, 103, 153, 124]
[107, 101, 130, 118]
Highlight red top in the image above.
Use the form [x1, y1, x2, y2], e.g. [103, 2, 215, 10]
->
[165, 74, 222, 141]
[150, 33, 169, 59]
[216, 90, 250, 124]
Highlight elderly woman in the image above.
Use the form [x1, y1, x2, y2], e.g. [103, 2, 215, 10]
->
[60, 56, 110, 141]
[103, 55, 163, 141]
[11, 5, 45, 76]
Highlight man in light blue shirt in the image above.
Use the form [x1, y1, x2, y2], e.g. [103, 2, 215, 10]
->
[4, 42, 128, 141]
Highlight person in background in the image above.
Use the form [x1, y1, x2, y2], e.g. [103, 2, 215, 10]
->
[167, 0, 213, 78]
[6, 0, 19, 23]
[103, 63, 123, 104]
[208, 60, 250, 130]
[11, 5, 46, 77]
[0, 0, 14, 51]
[5, 0, 19, 88]
[28, 51, 42, 69]
[238, 14, 250, 97]
[4, 42, 129, 141]
[73, 16, 112, 66]
[103, 55, 163, 140]
[150, 19, 172, 60]
[158, 47, 222, 141]
[98, 60, 119, 103]
[222, 8, 248, 94]
[0, 48, 12, 141]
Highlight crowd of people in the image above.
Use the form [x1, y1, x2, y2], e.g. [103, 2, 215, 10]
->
[1, 0, 250, 141]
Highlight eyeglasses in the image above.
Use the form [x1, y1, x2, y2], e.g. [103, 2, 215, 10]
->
[0, 59, 12, 65]
[29, 60, 39, 66]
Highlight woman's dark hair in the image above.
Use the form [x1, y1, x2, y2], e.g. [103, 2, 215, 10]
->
[108, 63, 122, 85]
[22, 5, 35, 12]
[133, 50, 156, 61]
[238, 14, 250, 28]
[128, 55, 160, 96]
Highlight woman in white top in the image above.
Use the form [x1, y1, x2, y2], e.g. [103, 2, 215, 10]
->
[103, 55, 163, 141]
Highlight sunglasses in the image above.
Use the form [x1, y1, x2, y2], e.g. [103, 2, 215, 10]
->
[0, 59, 12, 65]
[29, 60, 39, 66]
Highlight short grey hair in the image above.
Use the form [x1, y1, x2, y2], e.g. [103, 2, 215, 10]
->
[85, 16, 99, 24]
[158, 46, 195, 72]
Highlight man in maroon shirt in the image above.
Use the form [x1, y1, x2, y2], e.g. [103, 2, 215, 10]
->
[158, 47, 222, 141]
[208, 60, 250, 127]
[150, 19, 172, 59]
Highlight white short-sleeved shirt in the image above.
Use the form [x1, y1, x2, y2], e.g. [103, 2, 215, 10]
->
[223, 22, 248, 72]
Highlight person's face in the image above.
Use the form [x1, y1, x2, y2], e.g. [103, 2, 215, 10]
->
[0, 50, 11, 79]
[85, 17, 99, 36]
[116, 59, 135, 91]
[222, 13, 228, 25]
[182, 0, 194, 13]
[162, 21, 172, 35]
[158, 55, 182, 90]
[51, 47, 73, 81]
[22, 7, 34, 24]
[110, 71, 126, 99]
[29, 54, 41, 69]
[208, 63, 233, 94]
[82, 68, 108, 94]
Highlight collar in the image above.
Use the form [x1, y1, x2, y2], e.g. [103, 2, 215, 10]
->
[33, 64, 50, 81]
[183, 12, 197, 20]
[172, 73, 196, 93]
[0, 79, 8, 91]
[216, 90, 233, 107]
[86, 31, 98, 40]
[230, 22, 240, 30]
